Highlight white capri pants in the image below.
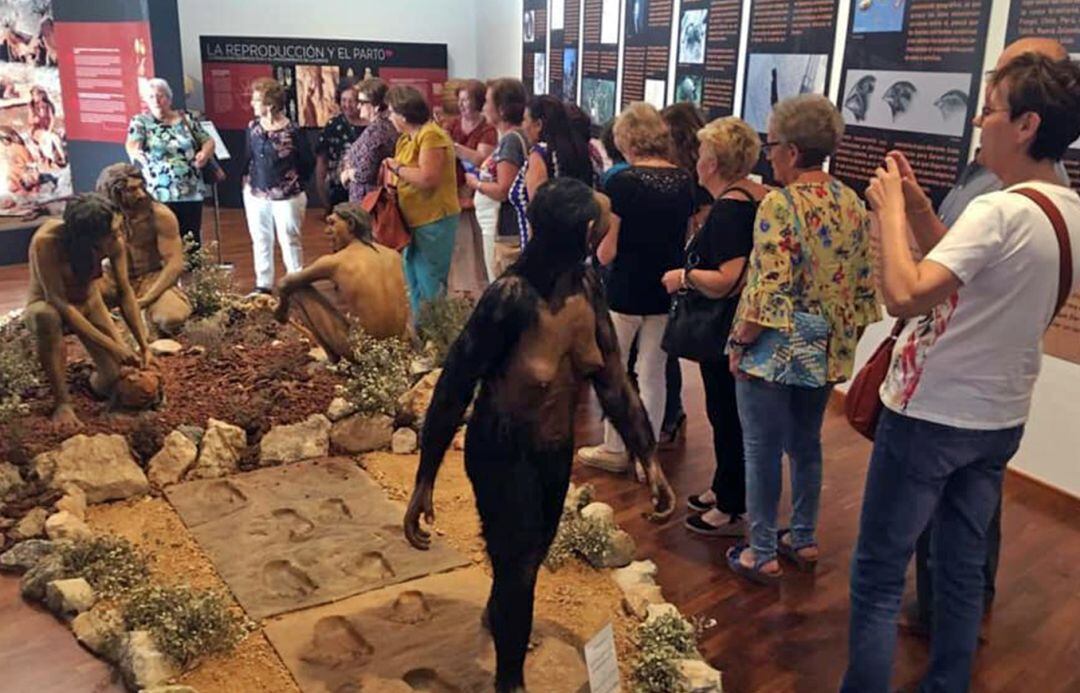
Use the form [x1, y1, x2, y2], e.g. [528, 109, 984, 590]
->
[602, 311, 668, 454]
[243, 189, 306, 289]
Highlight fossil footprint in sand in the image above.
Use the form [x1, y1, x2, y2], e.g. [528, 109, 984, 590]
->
[317, 497, 353, 523]
[201, 480, 247, 508]
[402, 668, 461, 693]
[301, 615, 374, 668]
[388, 590, 432, 624]
[263, 559, 318, 598]
[272, 508, 316, 542]
[342, 551, 396, 581]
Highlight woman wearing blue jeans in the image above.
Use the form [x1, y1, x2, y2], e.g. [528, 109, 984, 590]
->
[725, 95, 879, 584]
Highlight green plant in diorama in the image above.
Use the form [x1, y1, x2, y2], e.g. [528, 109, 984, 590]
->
[544, 511, 616, 570]
[0, 311, 42, 423]
[340, 324, 412, 417]
[416, 294, 475, 365]
[58, 536, 152, 598]
[630, 612, 701, 693]
[182, 234, 233, 317]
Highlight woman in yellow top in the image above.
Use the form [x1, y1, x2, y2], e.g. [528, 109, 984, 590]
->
[725, 94, 879, 584]
[383, 85, 461, 318]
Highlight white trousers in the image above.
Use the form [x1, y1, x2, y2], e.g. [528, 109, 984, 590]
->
[473, 190, 500, 282]
[243, 189, 306, 289]
[603, 311, 668, 453]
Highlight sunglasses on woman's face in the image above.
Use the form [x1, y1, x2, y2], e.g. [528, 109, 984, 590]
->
[761, 141, 782, 156]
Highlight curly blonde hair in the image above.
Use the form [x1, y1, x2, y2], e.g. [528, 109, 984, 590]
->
[769, 94, 845, 167]
[697, 117, 760, 180]
[250, 77, 286, 114]
[613, 102, 673, 159]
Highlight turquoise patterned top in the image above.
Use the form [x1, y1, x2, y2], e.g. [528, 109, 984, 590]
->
[127, 113, 210, 202]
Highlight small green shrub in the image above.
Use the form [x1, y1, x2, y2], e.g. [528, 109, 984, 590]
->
[58, 536, 151, 597]
[183, 236, 233, 317]
[341, 326, 412, 417]
[121, 583, 249, 667]
[544, 512, 615, 570]
[0, 311, 42, 423]
[630, 613, 699, 693]
[416, 294, 474, 365]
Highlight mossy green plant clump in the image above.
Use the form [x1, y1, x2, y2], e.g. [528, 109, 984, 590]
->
[544, 513, 615, 570]
[416, 294, 475, 366]
[58, 535, 151, 598]
[121, 583, 250, 668]
[630, 613, 700, 693]
[182, 235, 234, 317]
[0, 310, 41, 423]
[341, 325, 412, 417]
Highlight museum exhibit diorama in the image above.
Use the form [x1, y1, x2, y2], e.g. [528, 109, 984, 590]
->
[0, 0, 1078, 692]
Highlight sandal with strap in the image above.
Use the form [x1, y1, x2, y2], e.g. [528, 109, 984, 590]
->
[777, 529, 818, 572]
[725, 543, 782, 586]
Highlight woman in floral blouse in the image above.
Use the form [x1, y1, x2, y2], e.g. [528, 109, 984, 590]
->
[242, 77, 313, 295]
[315, 77, 364, 208]
[726, 95, 879, 584]
[126, 78, 215, 246]
[341, 78, 399, 202]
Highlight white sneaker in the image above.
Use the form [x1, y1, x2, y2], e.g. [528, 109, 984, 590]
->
[576, 445, 629, 473]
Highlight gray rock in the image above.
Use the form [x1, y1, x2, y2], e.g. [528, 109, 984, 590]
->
[176, 425, 205, 447]
[32, 434, 149, 503]
[147, 431, 198, 489]
[21, 552, 66, 602]
[10, 507, 48, 541]
[55, 486, 87, 520]
[308, 346, 329, 362]
[0, 461, 23, 498]
[121, 630, 178, 690]
[391, 427, 418, 455]
[45, 511, 93, 541]
[600, 529, 636, 569]
[330, 414, 393, 454]
[0, 539, 57, 573]
[72, 606, 123, 661]
[326, 397, 357, 422]
[620, 582, 666, 620]
[581, 501, 615, 526]
[613, 560, 658, 593]
[45, 577, 96, 616]
[148, 339, 183, 356]
[187, 419, 246, 480]
[644, 602, 682, 625]
[260, 414, 331, 465]
[397, 369, 442, 426]
[677, 658, 723, 692]
[563, 483, 595, 514]
[410, 356, 436, 377]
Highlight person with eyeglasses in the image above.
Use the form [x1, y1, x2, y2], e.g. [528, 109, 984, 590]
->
[842, 47, 1080, 691]
[341, 78, 399, 202]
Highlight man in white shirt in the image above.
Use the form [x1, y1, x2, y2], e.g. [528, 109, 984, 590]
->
[842, 52, 1080, 692]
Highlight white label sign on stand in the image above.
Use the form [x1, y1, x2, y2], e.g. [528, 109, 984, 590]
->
[584, 623, 621, 693]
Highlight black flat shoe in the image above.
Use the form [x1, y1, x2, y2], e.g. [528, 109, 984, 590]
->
[687, 493, 716, 513]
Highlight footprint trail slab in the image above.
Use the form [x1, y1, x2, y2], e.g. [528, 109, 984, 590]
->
[166, 458, 468, 618]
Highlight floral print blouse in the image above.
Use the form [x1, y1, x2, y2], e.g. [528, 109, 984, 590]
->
[316, 113, 364, 200]
[245, 119, 311, 200]
[343, 115, 400, 202]
[127, 113, 210, 202]
[736, 180, 880, 383]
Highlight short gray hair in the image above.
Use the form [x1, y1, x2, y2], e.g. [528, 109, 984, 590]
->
[769, 94, 845, 167]
[146, 78, 173, 100]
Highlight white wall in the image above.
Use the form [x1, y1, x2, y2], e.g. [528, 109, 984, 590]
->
[177, 0, 483, 110]
[475, 0, 523, 80]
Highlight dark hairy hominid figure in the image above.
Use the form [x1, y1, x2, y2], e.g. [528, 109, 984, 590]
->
[404, 178, 675, 692]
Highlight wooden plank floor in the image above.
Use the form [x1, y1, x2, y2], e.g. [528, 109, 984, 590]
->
[1, 208, 1077, 692]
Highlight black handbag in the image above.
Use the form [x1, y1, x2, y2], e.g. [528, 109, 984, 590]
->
[661, 252, 747, 362]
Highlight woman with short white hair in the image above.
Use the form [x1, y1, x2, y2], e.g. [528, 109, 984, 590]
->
[125, 77, 215, 246]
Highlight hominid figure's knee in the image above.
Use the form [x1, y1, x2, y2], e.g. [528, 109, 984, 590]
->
[24, 301, 63, 337]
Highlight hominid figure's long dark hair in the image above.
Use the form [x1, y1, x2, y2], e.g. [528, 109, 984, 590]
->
[516, 178, 598, 298]
[61, 193, 115, 284]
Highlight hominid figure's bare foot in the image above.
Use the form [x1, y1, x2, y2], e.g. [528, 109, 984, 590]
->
[51, 403, 83, 431]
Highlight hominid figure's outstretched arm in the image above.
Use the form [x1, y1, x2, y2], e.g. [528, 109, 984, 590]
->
[105, 232, 150, 364]
[405, 276, 534, 548]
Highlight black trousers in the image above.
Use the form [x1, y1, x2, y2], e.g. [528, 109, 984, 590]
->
[699, 359, 746, 516]
[915, 498, 1002, 624]
[165, 200, 205, 249]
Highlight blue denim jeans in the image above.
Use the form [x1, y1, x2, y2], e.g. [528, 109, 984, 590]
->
[735, 378, 832, 562]
[841, 410, 1023, 693]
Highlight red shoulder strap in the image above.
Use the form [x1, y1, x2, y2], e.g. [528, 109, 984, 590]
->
[1011, 187, 1073, 320]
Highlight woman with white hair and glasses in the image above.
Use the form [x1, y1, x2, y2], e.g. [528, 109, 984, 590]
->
[125, 77, 215, 247]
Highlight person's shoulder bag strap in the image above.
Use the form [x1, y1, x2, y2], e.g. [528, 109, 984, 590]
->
[1011, 187, 1074, 322]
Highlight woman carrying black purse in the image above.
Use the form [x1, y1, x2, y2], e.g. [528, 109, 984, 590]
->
[661, 117, 769, 536]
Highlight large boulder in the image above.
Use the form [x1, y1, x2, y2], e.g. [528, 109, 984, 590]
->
[147, 431, 198, 489]
[397, 369, 442, 426]
[45, 511, 93, 541]
[33, 434, 149, 503]
[187, 419, 246, 480]
[581, 502, 615, 526]
[601, 529, 636, 569]
[120, 630, 178, 690]
[0, 539, 57, 573]
[10, 507, 48, 541]
[391, 427, 418, 455]
[260, 414, 331, 465]
[72, 605, 124, 661]
[45, 577, 96, 617]
[331, 414, 393, 454]
[148, 339, 183, 357]
[0, 461, 23, 498]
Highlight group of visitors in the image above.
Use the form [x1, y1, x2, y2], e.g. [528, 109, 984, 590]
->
[112, 42, 1080, 691]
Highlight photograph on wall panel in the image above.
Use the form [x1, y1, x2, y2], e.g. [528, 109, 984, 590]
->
[619, 0, 674, 109]
[581, 0, 619, 123]
[674, 0, 745, 119]
[550, 0, 581, 102]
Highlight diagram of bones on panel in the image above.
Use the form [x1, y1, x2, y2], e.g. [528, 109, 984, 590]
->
[842, 69, 972, 137]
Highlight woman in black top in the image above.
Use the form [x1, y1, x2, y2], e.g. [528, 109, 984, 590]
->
[577, 103, 694, 474]
[661, 116, 769, 535]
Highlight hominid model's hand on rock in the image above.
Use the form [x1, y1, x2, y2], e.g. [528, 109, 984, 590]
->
[643, 456, 675, 523]
[114, 346, 140, 367]
[404, 481, 435, 550]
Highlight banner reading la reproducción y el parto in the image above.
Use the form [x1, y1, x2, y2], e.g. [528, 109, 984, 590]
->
[741, 0, 841, 183]
[830, 0, 993, 210]
[199, 35, 447, 132]
[673, 0, 745, 119]
[619, 0, 674, 110]
[522, 0, 549, 97]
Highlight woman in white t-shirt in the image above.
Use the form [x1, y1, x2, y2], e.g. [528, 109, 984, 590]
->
[842, 53, 1080, 692]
